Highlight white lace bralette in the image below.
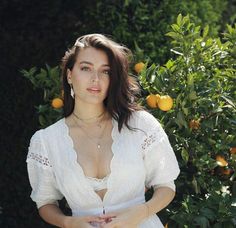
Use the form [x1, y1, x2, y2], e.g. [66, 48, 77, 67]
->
[85, 174, 110, 191]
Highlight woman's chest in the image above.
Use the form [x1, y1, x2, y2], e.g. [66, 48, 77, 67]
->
[74, 135, 114, 179]
[70, 118, 115, 179]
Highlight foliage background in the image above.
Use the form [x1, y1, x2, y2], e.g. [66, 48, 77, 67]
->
[1, 0, 236, 227]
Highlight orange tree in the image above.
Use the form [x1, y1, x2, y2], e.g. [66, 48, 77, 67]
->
[138, 14, 236, 227]
[22, 14, 236, 227]
[22, 65, 64, 127]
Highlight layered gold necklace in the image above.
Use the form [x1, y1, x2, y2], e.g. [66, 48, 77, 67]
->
[73, 111, 105, 127]
[72, 111, 108, 149]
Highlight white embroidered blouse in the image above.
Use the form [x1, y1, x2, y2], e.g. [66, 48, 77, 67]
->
[26, 110, 180, 227]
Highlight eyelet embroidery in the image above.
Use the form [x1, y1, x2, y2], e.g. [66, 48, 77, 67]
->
[27, 152, 52, 167]
[141, 134, 156, 151]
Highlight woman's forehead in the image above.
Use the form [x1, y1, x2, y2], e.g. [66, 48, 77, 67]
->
[76, 47, 109, 65]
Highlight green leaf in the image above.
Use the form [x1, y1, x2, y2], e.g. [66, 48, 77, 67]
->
[182, 14, 190, 25]
[192, 176, 201, 194]
[181, 148, 189, 163]
[193, 216, 209, 228]
[171, 24, 180, 33]
[177, 14, 183, 26]
[166, 32, 183, 40]
[189, 91, 197, 100]
[146, 64, 158, 81]
[182, 107, 189, 116]
[187, 74, 194, 86]
[39, 115, 47, 126]
[226, 24, 233, 34]
[176, 111, 188, 128]
[175, 93, 182, 107]
[203, 25, 209, 38]
[199, 208, 216, 220]
[208, 138, 216, 144]
[154, 76, 165, 91]
[165, 60, 174, 69]
[221, 96, 236, 108]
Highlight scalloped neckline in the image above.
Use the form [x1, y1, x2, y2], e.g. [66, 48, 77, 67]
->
[61, 117, 117, 204]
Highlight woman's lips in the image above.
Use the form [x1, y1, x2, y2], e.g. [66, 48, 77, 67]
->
[87, 87, 101, 94]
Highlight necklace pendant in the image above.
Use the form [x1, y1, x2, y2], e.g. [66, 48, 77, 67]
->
[97, 144, 101, 149]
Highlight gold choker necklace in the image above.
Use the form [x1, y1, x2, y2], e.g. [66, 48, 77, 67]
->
[73, 111, 105, 122]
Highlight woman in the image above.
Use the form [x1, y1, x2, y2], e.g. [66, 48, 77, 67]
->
[26, 34, 180, 228]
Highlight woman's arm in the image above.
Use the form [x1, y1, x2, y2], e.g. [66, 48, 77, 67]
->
[38, 204, 69, 228]
[144, 186, 175, 217]
[99, 187, 175, 227]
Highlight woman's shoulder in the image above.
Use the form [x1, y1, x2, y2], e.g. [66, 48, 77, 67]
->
[31, 118, 65, 142]
[44, 117, 65, 133]
[130, 110, 160, 128]
[28, 118, 65, 166]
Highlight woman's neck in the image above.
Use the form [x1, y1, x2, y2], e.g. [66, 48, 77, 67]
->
[73, 102, 106, 121]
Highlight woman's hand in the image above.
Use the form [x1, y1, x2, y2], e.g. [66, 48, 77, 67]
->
[98, 204, 147, 228]
[63, 215, 106, 228]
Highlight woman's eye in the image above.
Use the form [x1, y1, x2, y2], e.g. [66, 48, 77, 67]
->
[81, 66, 90, 71]
[102, 70, 110, 75]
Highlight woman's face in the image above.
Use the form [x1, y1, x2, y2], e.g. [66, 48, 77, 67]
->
[67, 47, 110, 106]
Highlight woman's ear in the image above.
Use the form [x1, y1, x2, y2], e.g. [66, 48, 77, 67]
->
[67, 69, 72, 84]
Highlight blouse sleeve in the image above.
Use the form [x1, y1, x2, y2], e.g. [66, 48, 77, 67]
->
[26, 130, 63, 209]
[140, 112, 180, 190]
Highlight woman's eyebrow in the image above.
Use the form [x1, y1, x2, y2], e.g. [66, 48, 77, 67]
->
[79, 61, 93, 65]
[79, 61, 110, 67]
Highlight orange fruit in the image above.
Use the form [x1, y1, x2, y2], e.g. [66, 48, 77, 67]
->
[156, 94, 161, 102]
[216, 155, 228, 167]
[146, 94, 160, 108]
[158, 95, 173, 111]
[51, 98, 63, 109]
[134, 62, 145, 74]
[218, 167, 232, 176]
[230, 147, 236, 154]
[221, 168, 231, 175]
[189, 119, 200, 130]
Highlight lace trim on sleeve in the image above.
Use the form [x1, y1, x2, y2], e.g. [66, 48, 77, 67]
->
[141, 133, 157, 151]
[141, 125, 163, 153]
[26, 130, 52, 169]
[27, 152, 52, 168]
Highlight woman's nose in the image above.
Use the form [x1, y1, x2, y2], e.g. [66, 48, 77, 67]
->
[91, 70, 100, 82]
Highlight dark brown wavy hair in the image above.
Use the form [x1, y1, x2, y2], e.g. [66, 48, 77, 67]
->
[61, 34, 142, 131]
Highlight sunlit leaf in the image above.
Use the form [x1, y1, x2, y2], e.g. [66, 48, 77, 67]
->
[181, 148, 189, 163]
[177, 14, 183, 26]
